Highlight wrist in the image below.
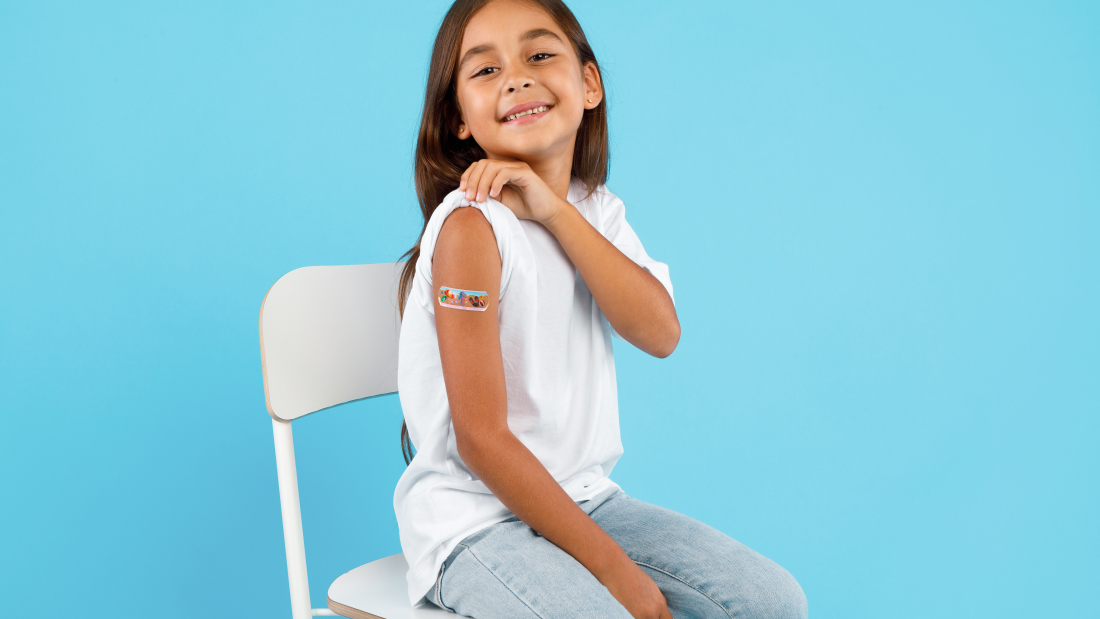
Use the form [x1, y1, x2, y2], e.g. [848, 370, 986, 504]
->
[584, 539, 635, 583]
[540, 196, 578, 233]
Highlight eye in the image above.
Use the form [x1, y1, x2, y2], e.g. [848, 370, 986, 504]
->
[472, 53, 554, 78]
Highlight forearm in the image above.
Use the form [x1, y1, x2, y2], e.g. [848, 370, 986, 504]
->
[543, 201, 680, 357]
[458, 428, 633, 579]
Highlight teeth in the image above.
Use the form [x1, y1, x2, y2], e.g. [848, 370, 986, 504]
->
[505, 105, 550, 121]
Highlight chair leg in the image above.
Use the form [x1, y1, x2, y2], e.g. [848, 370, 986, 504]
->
[273, 418, 312, 619]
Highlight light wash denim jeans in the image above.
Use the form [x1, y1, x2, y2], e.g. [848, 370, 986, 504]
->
[426, 486, 808, 619]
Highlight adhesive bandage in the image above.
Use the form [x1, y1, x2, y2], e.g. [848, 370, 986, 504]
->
[438, 286, 488, 311]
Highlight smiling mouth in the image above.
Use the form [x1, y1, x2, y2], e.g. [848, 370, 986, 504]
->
[502, 105, 553, 122]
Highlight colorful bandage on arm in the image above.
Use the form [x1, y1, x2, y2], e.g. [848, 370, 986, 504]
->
[438, 286, 489, 311]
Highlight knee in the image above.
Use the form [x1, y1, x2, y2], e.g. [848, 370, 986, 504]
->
[752, 566, 808, 619]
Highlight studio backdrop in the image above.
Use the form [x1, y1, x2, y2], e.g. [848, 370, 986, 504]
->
[0, 1, 1096, 618]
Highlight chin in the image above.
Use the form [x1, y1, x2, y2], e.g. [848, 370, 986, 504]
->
[488, 131, 569, 159]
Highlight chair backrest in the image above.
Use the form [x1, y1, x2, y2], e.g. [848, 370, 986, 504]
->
[259, 262, 404, 421]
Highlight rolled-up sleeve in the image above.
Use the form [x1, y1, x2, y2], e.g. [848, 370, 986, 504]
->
[413, 190, 519, 315]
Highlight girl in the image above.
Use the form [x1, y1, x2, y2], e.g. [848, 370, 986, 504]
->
[393, 1, 808, 617]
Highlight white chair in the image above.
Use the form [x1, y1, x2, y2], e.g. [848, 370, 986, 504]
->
[259, 263, 452, 619]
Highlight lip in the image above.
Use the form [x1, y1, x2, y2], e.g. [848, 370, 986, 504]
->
[500, 100, 554, 123]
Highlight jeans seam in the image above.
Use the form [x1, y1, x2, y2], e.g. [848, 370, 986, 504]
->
[434, 563, 451, 612]
[465, 545, 547, 619]
[634, 560, 736, 619]
[435, 543, 468, 613]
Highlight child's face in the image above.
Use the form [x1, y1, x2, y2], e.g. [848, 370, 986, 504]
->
[453, 0, 602, 164]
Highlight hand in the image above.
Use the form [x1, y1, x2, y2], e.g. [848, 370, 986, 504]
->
[459, 159, 565, 225]
[599, 560, 674, 619]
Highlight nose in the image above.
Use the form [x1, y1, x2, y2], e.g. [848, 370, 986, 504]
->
[504, 64, 534, 93]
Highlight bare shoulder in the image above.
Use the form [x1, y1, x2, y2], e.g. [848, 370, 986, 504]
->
[439, 205, 493, 240]
[433, 206, 501, 287]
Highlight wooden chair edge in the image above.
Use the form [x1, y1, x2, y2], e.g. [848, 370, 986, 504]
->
[328, 596, 385, 619]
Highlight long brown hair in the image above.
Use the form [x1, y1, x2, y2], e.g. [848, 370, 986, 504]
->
[398, 0, 610, 464]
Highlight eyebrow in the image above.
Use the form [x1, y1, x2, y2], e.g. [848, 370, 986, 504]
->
[458, 28, 564, 72]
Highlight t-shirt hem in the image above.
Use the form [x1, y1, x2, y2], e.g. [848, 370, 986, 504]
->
[405, 510, 517, 606]
[403, 476, 621, 606]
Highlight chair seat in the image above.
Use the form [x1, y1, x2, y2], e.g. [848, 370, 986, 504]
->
[327, 553, 454, 619]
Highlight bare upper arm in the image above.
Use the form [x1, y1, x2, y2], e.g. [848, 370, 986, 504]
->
[432, 207, 509, 445]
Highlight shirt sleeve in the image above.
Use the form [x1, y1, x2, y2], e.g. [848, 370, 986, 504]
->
[412, 190, 518, 315]
[596, 189, 675, 340]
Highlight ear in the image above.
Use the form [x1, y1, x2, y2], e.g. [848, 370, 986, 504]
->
[582, 61, 603, 109]
[449, 104, 472, 140]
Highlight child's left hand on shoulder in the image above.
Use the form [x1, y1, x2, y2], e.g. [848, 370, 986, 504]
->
[460, 159, 566, 225]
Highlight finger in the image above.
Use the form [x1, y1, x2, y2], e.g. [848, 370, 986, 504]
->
[459, 161, 476, 192]
[488, 167, 509, 199]
[464, 160, 487, 199]
[487, 165, 516, 200]
[464, 160, 488, 201]
[475, 161, 500, 202]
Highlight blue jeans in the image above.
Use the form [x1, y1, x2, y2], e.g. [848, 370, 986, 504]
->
[426, 486, 808, 619]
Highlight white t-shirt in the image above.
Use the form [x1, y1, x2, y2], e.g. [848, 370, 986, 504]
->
[393, 177, 675, 606]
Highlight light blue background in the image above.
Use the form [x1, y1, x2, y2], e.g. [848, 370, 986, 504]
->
[1, 1, 1096, 617]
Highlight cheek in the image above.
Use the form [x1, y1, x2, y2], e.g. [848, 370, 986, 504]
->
[553, 74, 587, 115]
[458, 88, 492, 125]
[467, 88, 497, 118]
[556, 92, 586, 126]
[477, 103, 499, 126]
[470, 103, 502, 131]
